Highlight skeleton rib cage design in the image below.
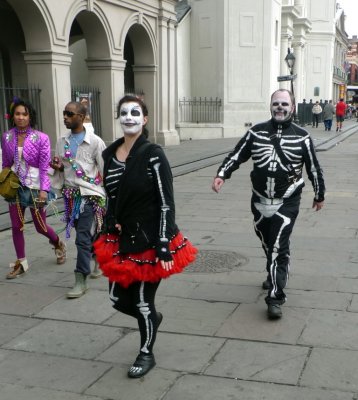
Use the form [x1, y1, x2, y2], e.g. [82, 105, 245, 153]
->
[217, 120, 325, 201]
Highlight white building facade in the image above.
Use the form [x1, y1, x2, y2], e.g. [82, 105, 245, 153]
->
[0, 0, 180, 146]
[0, 0, 349, 144]
[176, 0, 348, 140]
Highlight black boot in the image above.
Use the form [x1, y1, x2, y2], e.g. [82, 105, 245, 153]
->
[267, 304, 282, 319]
[128, 353, 156, 378]
[262, 277, 271, 290]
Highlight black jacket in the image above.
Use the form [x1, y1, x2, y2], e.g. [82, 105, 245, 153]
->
[102, 134, 178, 259]
[217, 118, 325, 201]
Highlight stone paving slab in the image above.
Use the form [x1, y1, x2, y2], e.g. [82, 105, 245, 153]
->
[291, 246, 351, 263]
[337, 277, 358, 294]
[291, 236, 357, 253]
[215, 303, 311, 344]
[0, 350, 110, 393]
[104, 295, 237, 336]
[158, 279, 260, 304]
[301, 347, 358, 392]
[36, 289, 117, 324]
[0, 383, 104, 400]
[0, 127, 357, 399]
[284, 288, 351, 310]
[175, 269, 267, 287]
[348, 294, 358, 311]
[162, 375, 354, 400]
[85, 364, 180, 400]
[298, 309, 358, 350]
[0, 267, 72, 287]
[290, 257, 357, 278]
[0, 314, 40, 346]
[97, 330, 225, 373]
[204, 339, 309, 385]
[53, 270, 108, 291]
[0, 282, 66, 316]
[288, 274, 343, 292]
[3, 319, 124, 359]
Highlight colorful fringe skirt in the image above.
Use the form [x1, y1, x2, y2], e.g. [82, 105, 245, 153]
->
[93, 232, 197, 288]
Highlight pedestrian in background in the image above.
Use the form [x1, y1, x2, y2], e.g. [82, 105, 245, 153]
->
[93, 95, 197, 378]
[49, 101, 106, 298]
[312, 101, 322, 128]
[335, 98, 347, 132]
[1, 98, 66, 279]
[212, 89, 325, 320]
[323, 100, 335, 131]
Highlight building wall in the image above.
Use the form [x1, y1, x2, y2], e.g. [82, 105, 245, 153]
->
[223, 0, 281, 137]
[176, 10, 192, 101]
[177, 0, 282, 140]
[1, 0, 180, 146]
[304, 0, 336, 102]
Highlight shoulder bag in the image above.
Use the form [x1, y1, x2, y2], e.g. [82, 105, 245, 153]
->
[0, 167, 20, 199]
[269, 134, 299, 183]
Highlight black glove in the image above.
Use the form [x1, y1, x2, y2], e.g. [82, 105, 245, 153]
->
[156, 238, 173, 262]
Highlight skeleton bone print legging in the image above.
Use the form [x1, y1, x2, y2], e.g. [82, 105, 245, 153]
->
[251, 195, 300, 306]
[109, 280, 161, 354]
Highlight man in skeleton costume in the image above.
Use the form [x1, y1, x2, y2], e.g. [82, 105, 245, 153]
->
[212, 89, 325, 319]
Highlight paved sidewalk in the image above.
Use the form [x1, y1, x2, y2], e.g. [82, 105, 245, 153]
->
[0, 118, 357, 399]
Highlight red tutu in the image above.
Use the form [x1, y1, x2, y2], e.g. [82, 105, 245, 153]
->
[93, 231, 197, 288]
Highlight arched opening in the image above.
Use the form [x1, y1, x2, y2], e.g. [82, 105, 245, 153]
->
[124, 23, 156, 140]
[68, 11, 111, 136]
[0, 0, 38, 133]
[124, 37, 135, 93]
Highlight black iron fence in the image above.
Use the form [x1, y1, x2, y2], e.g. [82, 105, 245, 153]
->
[71, 85, 101, 136]
[179, 97, 222, 123]
[296, 100, 326, 126]
[0, 85, 42, 133]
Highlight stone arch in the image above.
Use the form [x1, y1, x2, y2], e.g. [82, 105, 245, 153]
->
[6, 0, 51, 49]
[121, 14, 157, 140]
[63, 3, 112, 59]
[64, 7, 113, 138]
[120, 13, 157, 65]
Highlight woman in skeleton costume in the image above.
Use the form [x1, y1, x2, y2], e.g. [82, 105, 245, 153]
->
[93, 95, 197, 378]
[212, 89, 325, 320]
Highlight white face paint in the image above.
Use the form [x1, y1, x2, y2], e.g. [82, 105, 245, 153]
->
[119, 102, 145, 135]
[270, 91, 294, 123]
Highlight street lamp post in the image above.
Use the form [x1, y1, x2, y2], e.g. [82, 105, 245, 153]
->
[284, 48, 299, 123]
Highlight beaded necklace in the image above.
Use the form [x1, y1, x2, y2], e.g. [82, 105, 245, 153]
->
[63, 141, 101, 185]
[61, 186, 105, 239]
[14, 127, 31, 185]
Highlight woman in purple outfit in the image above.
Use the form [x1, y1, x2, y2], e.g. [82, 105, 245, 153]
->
[1, 98, 66, 279]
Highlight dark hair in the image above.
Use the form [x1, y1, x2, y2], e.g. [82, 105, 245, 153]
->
[66, 101, 87, 116]
[116, 95, 149, 138]
[270, 89, 296, 106]
[9, 98, 37, 128]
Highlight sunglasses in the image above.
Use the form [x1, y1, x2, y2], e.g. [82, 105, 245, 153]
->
[63, 111, 82, 117]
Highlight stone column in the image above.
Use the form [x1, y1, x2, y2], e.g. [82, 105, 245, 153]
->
[156, 15, 180, 146]
[86, 58, 126, 143]
[23, 50, 72, 144]
[292, 41, 304, 102]
[294, 0, 306, 17]
[132, 64, 157, 142]
[280, 34, 292, 90]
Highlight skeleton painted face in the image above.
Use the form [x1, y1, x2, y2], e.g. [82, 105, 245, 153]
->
[119, 102, 146, 135]
[270, 91, 294, 123]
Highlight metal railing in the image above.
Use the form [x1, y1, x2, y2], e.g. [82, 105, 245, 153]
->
[297, 100, 326, 126]
[71, 85, 101, 136]
[0, 85, 42, 133]
[179, 97, 222, 123]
